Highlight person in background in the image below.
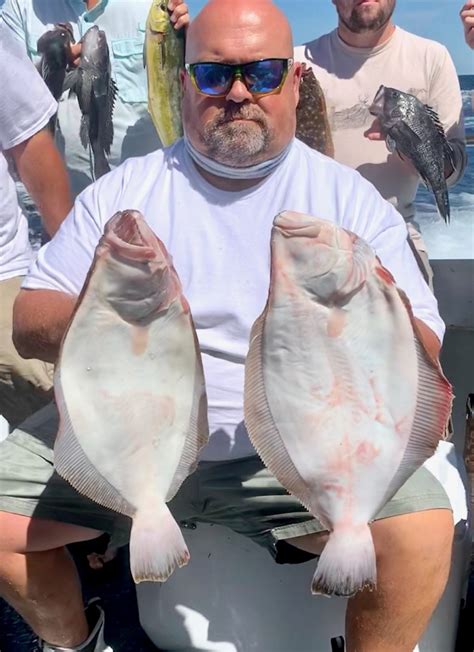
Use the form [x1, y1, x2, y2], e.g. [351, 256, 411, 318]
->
[295, 0, 467, 287]
[0, 26, 72, 431]
[0, 2, 454, 651]
[1, 0, 189, 197]
[461, 1, 474, 48]
[0, 27, 72, 427]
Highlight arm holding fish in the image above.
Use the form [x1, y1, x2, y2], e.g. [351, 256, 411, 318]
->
[13, 185, 104, 362]
[8, 129, 73, 236]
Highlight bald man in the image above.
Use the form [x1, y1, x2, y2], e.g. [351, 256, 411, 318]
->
[0, 2, 453, 651]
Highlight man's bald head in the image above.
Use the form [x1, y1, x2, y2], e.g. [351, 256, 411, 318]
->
[181, 0, 301, 172]
[186, 0, 293, 63]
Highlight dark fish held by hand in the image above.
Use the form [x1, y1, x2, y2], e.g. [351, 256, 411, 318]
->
[68, 25, 117, 179]
[36, 22, 75, 132]
[296, 64, 334, 158]
[369, 85, 455, 223]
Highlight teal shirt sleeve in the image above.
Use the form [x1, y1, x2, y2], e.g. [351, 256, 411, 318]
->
[1, 0, 27, 46]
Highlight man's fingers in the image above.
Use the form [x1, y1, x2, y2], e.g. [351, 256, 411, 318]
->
[364, 119, 385, 141]
[69, 43, 82, 66]
[168, 0, 190, 30]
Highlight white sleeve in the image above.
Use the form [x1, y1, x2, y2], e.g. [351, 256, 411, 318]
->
[343, 173, 446, 343]
[23, 185, 104, 297]
[0, 25, 57, 150]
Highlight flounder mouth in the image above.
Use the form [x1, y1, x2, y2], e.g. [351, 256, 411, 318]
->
[103, 211, 160, 262]
[273, 211, 324, 238]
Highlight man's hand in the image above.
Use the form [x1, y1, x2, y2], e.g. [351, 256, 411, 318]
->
[460, 1, 474, 49]
[69, 42, 82, 68]
[168, 0, 190, 31]
[364, 117, 385, 142]
[364, 118, 419, 174]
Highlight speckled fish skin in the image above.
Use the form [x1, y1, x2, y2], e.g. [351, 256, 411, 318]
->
[54, 210, 209, 584]
[296, 65, 334, 157]
[369, 85, 455, 223]
[244, 211, 452, 597]
[145, 0, 184, 146]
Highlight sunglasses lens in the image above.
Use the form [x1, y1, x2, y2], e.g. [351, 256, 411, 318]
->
[244, 59, 287, 93]
[191, 63, 233, 96]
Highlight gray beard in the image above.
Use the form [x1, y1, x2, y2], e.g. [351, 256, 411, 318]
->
[200, 108, 271, 167]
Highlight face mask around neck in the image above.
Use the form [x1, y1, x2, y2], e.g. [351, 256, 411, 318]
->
[184, 136, 293, 181]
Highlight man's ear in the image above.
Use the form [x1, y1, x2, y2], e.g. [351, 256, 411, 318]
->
[292, 61, 303, 105]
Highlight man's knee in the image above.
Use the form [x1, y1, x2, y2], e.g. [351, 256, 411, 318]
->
[372, 508, 454, 568]
[283, 508, 454, 570]
[0, 510, 103, 554]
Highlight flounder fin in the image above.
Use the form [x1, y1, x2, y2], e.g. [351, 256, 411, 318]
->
[382, 291, 453, 502]
[244, 312, 312, 509]
[165, 335, 209, 502]
[54, 370, 134, 517]
[311, 524, 376, 597]
[130, 502, 189, 583]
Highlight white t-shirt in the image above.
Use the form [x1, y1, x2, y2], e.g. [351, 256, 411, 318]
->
[24, 139, 445, 461]
[0, 26, 56, 281]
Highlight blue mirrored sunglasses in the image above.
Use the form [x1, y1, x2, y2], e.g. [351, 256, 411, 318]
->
[185, 58, 294, 97]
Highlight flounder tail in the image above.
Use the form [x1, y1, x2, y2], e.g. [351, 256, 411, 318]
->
[311, 524, 376, 597]
[130, 503, 190, 584]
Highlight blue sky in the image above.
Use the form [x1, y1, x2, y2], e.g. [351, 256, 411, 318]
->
[187, 0, 474, 75]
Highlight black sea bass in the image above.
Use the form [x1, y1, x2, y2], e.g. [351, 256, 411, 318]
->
[370, 85, 455, 223]
[244, 211, 452, 597]
[54, 210, 209, 583]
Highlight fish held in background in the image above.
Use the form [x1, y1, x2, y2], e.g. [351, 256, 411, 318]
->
[36, 22, 75, 132]
[54, 210, 209, 583]
[296, 64, 334, 157]
[68, 25, 117, 179]
[369, 85, 455, 223]
[244, 211, 452, 597]
[145, 0, 184, 147]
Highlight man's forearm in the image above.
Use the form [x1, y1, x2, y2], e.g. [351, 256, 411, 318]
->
[13, 289, 77, 363]
[9, 128, 73, 236]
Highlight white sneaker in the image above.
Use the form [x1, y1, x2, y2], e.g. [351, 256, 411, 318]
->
[41, 599, 113, 652]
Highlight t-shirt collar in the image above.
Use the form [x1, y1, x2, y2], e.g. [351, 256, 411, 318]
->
[332, 25, 399, 58]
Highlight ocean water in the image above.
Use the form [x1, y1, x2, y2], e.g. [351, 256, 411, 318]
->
[415, 74, 474, 260]
[27, 76, 474, 258]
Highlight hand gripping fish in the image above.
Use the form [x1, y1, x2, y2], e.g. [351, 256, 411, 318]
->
[244, 211, 452, 597]
[54, 210, 209, 583]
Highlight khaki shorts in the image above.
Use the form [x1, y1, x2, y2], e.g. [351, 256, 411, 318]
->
[0, 403, 451, 563]
[0, 276, 54, 429]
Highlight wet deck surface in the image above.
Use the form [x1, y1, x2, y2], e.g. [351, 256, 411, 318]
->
[1, 537, 473, 652]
